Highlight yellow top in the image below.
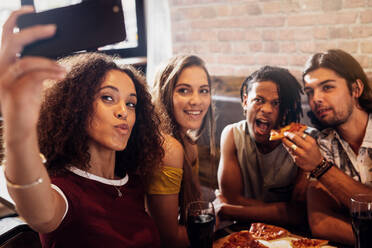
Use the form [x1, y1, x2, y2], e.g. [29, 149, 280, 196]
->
[147, 166, 183, 194]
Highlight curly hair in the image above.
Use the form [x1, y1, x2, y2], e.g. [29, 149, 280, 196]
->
[152, 54, 216, 222]
[240, 65, 303, 127]
[38, 52, 164, 178]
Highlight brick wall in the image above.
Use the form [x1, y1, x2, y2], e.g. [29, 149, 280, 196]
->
[168, 0, 372, 79]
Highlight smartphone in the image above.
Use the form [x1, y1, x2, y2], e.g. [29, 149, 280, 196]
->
[17, 0, 126, 59]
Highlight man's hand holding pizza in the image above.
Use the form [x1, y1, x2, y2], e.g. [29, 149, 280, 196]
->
[270, 123, 323, 172]
[282, 129, 323, 172]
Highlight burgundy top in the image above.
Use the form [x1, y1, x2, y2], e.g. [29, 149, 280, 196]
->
[39, 169, 160, 248]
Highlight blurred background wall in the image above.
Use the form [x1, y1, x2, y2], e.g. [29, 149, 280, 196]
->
[168, 0, 372, 80]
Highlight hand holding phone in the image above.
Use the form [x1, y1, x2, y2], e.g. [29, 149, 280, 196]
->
[17, 0, 126, 59]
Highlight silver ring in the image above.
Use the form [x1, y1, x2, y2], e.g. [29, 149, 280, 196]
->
[302, 133, 307, 139]
[291, 144, 297, 151]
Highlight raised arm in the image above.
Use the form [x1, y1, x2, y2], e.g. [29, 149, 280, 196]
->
[146, 134, 188, 248]
[216, 125, 306, 226]
[282, 131, 372, 209]
[282, 131, 368, 245]
[0, 8, 67, 233]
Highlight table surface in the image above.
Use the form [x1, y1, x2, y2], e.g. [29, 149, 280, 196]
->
[213, 222, 353, 248]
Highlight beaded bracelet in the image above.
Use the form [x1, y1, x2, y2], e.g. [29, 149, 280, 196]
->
[309, 158, 334, 179]
[3, 153, 46, 189]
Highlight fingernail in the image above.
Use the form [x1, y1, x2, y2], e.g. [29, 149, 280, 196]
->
[57, 71, 66, 79]
[284, 131, 294, 139]
[45, 24, 57, 33]
[57, 64, 66, 70]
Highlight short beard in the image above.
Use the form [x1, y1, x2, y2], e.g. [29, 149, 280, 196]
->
[319, 104, 353, 128]
[321, 117, 347, 128]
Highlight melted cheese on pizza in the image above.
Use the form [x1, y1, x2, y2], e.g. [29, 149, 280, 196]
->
[249, 223, 290, 241]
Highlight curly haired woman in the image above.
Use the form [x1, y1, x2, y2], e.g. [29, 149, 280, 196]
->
[0, 8, 163, 247]
[148, 54, 216, 247]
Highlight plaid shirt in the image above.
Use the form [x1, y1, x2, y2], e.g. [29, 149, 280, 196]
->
[317, 114, 372, 186]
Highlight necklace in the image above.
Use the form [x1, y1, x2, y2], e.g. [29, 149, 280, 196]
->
[114, 186, 123, 197]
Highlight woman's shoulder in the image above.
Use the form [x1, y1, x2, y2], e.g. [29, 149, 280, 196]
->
[161, 134, 184, 169]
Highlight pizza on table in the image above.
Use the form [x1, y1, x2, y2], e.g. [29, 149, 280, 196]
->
[216, 223, 331, 248]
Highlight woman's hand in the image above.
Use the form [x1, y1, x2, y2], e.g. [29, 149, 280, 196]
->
[0, 7, 66, 141]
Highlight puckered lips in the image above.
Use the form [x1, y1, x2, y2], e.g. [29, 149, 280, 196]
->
[183, 109, 204, 120]
[115, 123, 129, 135]
[254, 117, 273, 136]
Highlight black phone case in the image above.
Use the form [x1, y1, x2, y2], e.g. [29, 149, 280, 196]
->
[17, 0, 126, 59]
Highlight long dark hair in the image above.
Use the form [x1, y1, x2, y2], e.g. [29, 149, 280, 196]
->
[240, 65, 303, 126]
[152, 54, 216, 222]
[38, 52, 164, 179]
[303, 49, 372, 114]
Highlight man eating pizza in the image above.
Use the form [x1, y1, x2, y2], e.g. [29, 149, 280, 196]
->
[282, 49, 372, 245]
[216, 66, 309, 227]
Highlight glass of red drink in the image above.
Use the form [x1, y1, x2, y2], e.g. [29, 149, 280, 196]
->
[351, 194, 372, 248]
[186, 201, 215, 248]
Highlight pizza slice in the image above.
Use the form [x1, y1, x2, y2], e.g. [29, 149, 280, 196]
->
[291, 237, 328, 248]
[269, 122, 307, 141]
[221, 230, 268, 248]
[249, 222, 290, 241]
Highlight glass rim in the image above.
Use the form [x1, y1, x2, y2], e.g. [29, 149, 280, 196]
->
[186, 200, 215, 218]
[187, 200, 214, 209]
[350, 193, 372, 203]
[188, 200, 212, 204]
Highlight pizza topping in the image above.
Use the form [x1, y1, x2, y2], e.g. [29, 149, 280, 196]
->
[249, 223, 290, 241]
[216, 223, 330, 248]
[291, 238, 328, 248]
[221, 230, 268, 248]
[269, 122, 307, 141]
